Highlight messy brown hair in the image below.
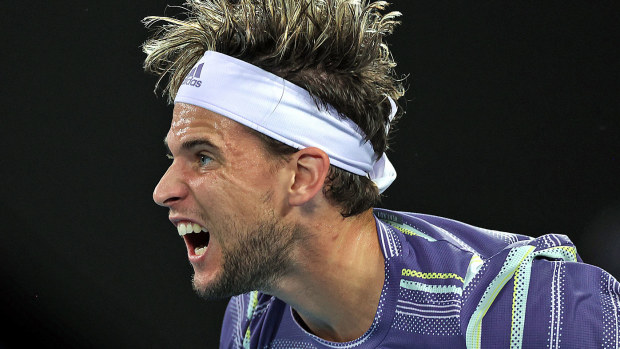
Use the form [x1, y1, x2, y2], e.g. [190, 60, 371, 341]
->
[143, 0, 405, 216]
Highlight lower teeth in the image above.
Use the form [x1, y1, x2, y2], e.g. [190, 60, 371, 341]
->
[195, 246, 207, 256]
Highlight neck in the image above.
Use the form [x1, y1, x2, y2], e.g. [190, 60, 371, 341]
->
[270, 209, 385, 342]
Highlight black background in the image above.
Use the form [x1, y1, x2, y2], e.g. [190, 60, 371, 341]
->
[1, 1, 618, 348]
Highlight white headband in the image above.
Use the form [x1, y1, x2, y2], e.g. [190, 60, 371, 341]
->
[174, 51, 397, 193]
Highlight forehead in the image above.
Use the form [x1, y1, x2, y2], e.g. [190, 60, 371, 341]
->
[167, 103, 253, 146]
[170, 103, 235, 135]
[166, 103, 284, 169]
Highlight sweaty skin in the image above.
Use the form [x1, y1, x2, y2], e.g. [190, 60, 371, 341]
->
[154, 103, 298, 298]
[154, 103, 386, 342]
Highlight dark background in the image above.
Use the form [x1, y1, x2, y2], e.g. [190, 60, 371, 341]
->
[1, 1, 618, 348]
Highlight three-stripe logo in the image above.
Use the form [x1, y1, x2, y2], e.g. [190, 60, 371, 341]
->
[182, 63, 204, 87]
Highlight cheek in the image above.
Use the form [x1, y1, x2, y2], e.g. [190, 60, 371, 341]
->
[187, 172, 219, 201]
[225, 138, 276, 185]
[223, 148, 277, 192]
[187, 173, 225, 219]
[222, 169, 272, 203]
[188, 168, 265, 216]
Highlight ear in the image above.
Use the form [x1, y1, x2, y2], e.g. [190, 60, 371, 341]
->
[287, 147, 330, 206]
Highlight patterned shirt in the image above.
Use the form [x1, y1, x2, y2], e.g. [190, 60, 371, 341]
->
[220, 208, 620, 348]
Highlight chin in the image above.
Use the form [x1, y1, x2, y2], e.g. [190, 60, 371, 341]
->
[191, 271, 232, 300]
[192, 276, 217, 300]
[192, 270, 215, 292]
[192, 275, 207, 293]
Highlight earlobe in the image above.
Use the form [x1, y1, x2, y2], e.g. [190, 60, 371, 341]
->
[288, 147, 330, 207]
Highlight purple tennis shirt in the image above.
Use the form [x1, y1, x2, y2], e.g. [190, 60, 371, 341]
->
[220, 208, 620, 348]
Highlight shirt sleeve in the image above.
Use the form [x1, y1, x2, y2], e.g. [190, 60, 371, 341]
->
[462, 234, 620, 348]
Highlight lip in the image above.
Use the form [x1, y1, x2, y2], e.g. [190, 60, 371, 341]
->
[168, 215, 202, 226]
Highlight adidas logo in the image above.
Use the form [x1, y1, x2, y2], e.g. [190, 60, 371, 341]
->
[182, 63, 204, 87]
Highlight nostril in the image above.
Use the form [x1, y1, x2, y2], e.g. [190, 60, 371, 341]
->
[162, 196, 182, 206]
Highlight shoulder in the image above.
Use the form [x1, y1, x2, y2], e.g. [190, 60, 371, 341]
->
[461, 229, 620, 348]
[375, 208, 620, 347]
[375, 208, 532, 259]
[374, 208, 534, 295]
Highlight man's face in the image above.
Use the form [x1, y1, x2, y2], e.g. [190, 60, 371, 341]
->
[153, 103, 305, 299]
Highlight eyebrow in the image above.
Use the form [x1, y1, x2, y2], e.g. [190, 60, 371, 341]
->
[164, 137, 220, 154]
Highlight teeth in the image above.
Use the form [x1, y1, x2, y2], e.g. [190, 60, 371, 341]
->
[177, 222, 208, 236]
[195, 246, 207, 256]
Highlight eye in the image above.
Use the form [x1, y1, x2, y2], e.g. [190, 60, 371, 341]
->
[199, 154, 213, 166]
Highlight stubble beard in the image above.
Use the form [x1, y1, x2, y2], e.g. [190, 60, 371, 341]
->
[192, 213, 306, 300]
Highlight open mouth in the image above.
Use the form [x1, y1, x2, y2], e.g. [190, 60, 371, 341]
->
[177, 222, 210, 256]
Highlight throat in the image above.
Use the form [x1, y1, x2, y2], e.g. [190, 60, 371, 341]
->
[286, 261, 385, 343]
[291, 301, 378, 343]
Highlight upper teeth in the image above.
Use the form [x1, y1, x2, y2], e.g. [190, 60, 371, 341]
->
[177, 222, 208, 236]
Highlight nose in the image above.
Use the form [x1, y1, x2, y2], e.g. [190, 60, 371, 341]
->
[153, 162, 188, 207]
